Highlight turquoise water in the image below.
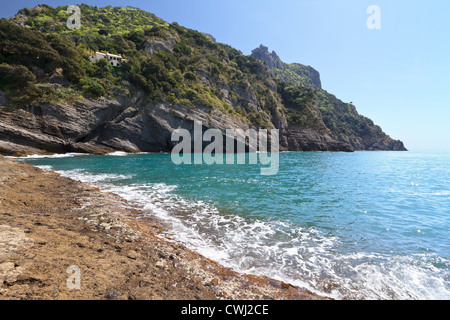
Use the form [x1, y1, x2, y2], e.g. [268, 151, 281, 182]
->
[23, 151, 450, 299]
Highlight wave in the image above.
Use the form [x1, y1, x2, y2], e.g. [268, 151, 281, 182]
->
[46, 167, 134, 183]
[106, 151, 164, 156]
[7, 153, 90, 159]
[107, 151, 129, 156]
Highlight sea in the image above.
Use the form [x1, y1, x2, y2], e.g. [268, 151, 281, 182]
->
[20, 151, 450, 300]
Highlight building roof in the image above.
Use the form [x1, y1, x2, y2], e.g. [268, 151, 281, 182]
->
[96, 52, 123, 58]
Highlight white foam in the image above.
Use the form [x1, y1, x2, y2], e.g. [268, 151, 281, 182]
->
[36, 165, 54, 171]
[107, 151, 129, 156]
[9, 153, 89, 159]
[333, 252, 450, 299]
[72, 177, 340, 297]
[103, 183, 450, 300]
[52, 168, 134, 183]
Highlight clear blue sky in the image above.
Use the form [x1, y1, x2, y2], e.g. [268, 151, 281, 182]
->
[2, 0, 449, 151]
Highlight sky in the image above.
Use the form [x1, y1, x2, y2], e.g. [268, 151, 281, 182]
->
[1, 0, 449, 151]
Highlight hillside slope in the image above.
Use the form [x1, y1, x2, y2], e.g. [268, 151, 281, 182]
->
[251, 44, 406, 151]
[0, 4, 406, 156]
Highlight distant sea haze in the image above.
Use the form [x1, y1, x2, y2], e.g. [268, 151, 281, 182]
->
[23, 151, 450, 300]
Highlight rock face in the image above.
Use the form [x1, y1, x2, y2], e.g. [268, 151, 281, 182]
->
[143, 32, 178, 55]
[202, 33, 216, 42]
[0, 93, 350, 156]
[144, 38, 176, 55]
[0, 70, 406, 156]
[285, 129, 353, 152]
[0, 92, 406, 156]
[0, 60, 405, 156]
[0, 93, 261, 156]
[251, 45, 284, 70]
[251, 45, 322, 89]
[0, 91, 7, 107]
[249, 45, 406, 152]
[299, 64, 322, 89]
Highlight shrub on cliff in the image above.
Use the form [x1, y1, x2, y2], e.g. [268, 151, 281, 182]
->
[0, 19, 84, 83]
[0, 63, 36, 89]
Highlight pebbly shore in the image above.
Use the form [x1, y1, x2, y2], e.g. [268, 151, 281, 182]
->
[0, 157, 327, 300]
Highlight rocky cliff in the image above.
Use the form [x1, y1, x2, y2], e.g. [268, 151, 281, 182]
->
[251, 44, 284, 70]
[251, 44, 322, 89]
[0, 5, 406, 156]
[251, 45, 406, 152]
[0, 90, 270, 156]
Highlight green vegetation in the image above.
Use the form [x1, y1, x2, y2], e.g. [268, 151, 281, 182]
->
[275, 77, 389, 140]
[273, 63, 320, 88]
[0, 4, 394, 143]
[1, 5, 279, 127]
[11, 4, 168, 37]
[277, 82, 327, 132]
[270, 55, 389, 141]
[0, 17, 86, 107]
[314, 89, 388, 140]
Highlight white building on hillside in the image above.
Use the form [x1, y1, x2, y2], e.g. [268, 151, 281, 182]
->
[89, 52, 127, 67]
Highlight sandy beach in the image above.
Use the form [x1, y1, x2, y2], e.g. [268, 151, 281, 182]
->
[0, 156, 326, 300]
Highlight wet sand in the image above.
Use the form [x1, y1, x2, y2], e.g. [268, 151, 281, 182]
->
[0, 156, 326, 300]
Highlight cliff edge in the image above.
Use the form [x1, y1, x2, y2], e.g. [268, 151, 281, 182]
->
[0, 5, 406, 156]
